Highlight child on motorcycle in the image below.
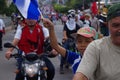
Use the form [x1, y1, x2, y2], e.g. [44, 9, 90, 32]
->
[43, 18, 97, 74]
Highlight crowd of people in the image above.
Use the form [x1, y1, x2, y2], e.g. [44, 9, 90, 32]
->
[73, 3, 120, 80]
[2, 2, 120, 80]
[43, 3, 120, 80]
[58, 7, 106, 74]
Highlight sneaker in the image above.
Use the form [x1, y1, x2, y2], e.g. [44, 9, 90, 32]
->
[60, 67, 64, 74]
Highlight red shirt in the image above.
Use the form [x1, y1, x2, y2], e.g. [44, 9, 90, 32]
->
[18, 23, 44, 54]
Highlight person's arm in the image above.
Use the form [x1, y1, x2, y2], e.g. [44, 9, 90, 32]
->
[42, 24, 49, 39]
[1, 19, 5, 34]
[5, 38, 19, 60]
[73, 72, 88, 80]
[5, 26, 21, 60]
[43, 18, 66, 57]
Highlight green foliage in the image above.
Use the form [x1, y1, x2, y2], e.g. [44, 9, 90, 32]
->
[0, 0, 7, 14]
[53, 0, 93, 13]
[53, 4, 70, 13]
[0, 1, 18, 16]
[5, 3, 18, 16]
[106, 4, 111, 9]
[66, 0, 92, 10]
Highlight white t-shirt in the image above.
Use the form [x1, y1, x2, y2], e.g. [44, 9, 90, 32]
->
[14, 24, 49, 39]
[76, 36, 120, 80]
[0, 19, 5, 30]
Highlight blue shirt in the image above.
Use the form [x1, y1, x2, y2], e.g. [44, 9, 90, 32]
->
[65, 50, 82, 74]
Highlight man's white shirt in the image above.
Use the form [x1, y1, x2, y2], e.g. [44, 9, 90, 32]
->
[0, 19, 5, 30]
[14, 24, 49, 40]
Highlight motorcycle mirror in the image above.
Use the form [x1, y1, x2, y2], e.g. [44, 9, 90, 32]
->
[4, 42, 16, 48]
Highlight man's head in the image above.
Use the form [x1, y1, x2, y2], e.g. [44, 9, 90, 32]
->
[68, 14, 75, 20]
[84, 14, 90, 20]
[17, 15, 24, 25]
[76, 27, 96, 54]
[91, 13, 95, 18]
[107, 3, 120, 46]
[25, 19, 37, 27]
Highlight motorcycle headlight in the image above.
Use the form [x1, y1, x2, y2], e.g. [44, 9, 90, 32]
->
[24, 63, 39, 77]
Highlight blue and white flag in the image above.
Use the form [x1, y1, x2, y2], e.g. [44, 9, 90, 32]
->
[13, 0, 41, 20]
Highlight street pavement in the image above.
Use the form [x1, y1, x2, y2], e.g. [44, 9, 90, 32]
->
[0, 21, 73, 80]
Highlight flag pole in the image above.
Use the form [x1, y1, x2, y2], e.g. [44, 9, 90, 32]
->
[40, 13, 44, 20]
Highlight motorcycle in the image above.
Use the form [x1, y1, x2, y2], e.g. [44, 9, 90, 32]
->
[4, 42, 49, 80]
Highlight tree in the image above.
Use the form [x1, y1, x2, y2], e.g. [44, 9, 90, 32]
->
[0, 0, 7, 14]
[53, 4, 70, 13]
[5, 2, 18, 16]
[52, 0, 96, 13]
[65, 0, 92, 10]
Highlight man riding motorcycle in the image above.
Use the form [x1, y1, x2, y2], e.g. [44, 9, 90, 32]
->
[5, 18, 55, 80]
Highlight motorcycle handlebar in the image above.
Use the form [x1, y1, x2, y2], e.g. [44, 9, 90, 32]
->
[10, 53, 22, 58]
[4, 42, 55, 59]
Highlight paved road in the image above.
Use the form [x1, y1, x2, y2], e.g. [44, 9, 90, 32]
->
[0, 21, 73, 80]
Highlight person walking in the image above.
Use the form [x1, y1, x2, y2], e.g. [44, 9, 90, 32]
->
[73, 3, 120, 80]
[99, 11, 109, 36]
[90, 13, 100, 32]
[61, 13, 80, 74]
[0, 18, 5, 51]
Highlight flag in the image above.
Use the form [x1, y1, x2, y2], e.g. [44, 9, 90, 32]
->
[13, 0, 41, 20]
[91, 1, 98, 15]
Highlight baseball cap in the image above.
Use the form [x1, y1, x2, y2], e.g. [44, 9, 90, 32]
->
[77, 27, 97, 39]
[107, 3, 120, 21]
